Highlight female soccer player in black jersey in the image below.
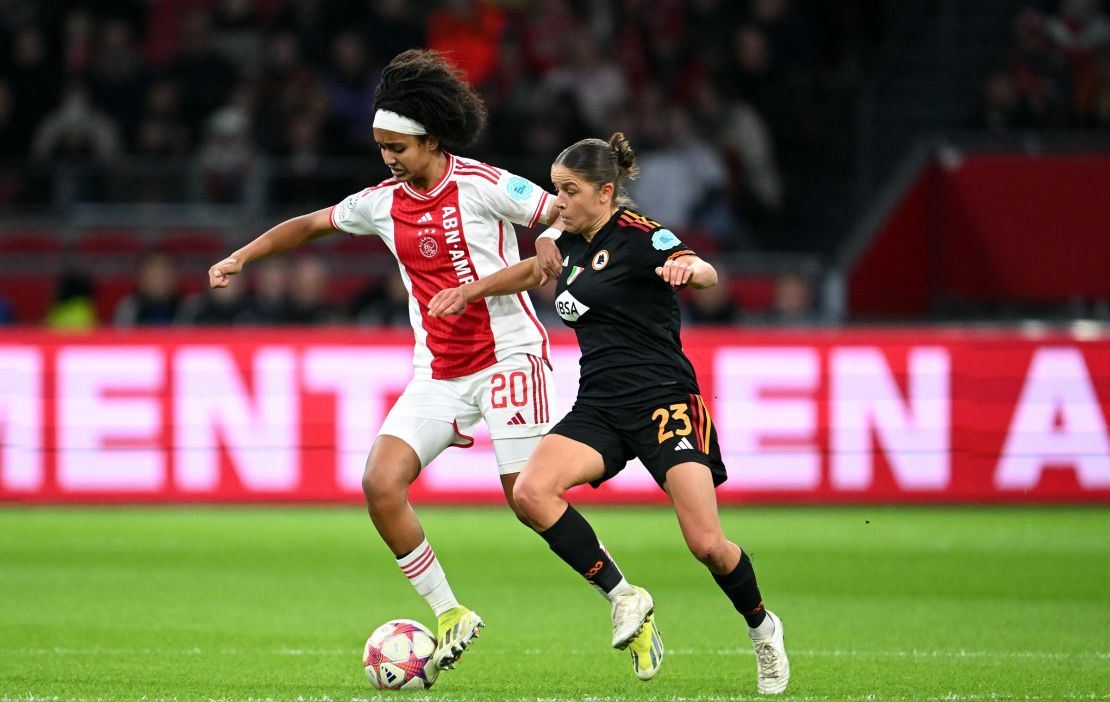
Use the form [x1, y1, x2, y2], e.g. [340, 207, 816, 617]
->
[428, 133, 791, 693]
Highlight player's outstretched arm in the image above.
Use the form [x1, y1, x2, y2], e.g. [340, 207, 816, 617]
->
[655, 254, 719, 290]
[428, 257, 544, 317]
[209, 208, 335, 288]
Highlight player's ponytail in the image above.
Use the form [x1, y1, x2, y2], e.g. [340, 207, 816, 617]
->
[554, 133, 638, 208]
[608, 132, 640, 182]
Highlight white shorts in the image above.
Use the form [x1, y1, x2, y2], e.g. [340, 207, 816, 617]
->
[379, 353, 556, 474]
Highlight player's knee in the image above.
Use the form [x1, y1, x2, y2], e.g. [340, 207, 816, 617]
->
[686, 532, 728, 567]
[510, 476, 537, 517]
[511, 473, 549, 519]
[509, 504, 533, 528]
[501, 487, 531, 527]
[361, 464, 405, 511]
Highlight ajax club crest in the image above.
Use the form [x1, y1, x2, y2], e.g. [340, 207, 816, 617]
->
[418, 230, 439, 258]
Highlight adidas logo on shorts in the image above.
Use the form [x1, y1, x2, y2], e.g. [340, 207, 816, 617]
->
[674, 437, 695, 451]
[507, 411, 527, 426]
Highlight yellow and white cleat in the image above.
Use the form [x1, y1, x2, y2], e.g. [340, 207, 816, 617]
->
[433, 606, 484, 670]
[611, 585, 654, 649]
[626, 612, 664, 681]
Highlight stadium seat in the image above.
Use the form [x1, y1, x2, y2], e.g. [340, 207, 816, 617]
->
[730, 276, 776, 314]
[73, 229, 147, 258]
[0, 275, 55, 324]
[158, 230, 227, 259]
[73, 230, 148, 277]
[327, 273, 376, 306]
[0, 230, 64, 257]
[93, 276, 136, 323]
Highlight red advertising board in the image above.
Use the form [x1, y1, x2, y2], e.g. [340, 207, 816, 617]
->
[2, 328, 1109, 504]
[849, 153, 1110, 317]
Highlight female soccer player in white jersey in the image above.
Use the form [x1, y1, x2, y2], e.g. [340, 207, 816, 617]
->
[208, 50, 563, 673]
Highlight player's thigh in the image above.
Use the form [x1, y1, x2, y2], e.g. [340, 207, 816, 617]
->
[378, 378, 474, 469]
[664, 461, 726, 545]
[523, 433, 607, 495]
[542, 403, 632, 489]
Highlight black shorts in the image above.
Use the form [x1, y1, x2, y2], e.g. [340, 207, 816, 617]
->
[548, 392, 727, 490]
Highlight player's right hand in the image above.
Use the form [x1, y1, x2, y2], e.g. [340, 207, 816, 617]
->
[427, 286, 469, 317]
[535, 235, 563, 284]
[209, 257, 242, 288]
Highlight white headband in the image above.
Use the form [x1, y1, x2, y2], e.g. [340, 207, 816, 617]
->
[373, 109, 427, 135]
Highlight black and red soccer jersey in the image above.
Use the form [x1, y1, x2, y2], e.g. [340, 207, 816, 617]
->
[554, 207, 700, 406]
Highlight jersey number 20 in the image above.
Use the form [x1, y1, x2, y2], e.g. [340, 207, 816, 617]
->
[491, 371, 529, 408]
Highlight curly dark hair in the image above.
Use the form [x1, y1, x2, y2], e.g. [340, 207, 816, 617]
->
[373, 49, 487, 151]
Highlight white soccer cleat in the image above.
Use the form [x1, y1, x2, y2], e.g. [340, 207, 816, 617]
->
[750, 610, 790, 694]
[611, 585, 654, 649]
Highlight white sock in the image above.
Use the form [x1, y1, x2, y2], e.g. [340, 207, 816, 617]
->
[749, 613, 775, 640]
[604, 577, 636, 602]
[396, 539, 459, 616]
[593, 542, 632, 601]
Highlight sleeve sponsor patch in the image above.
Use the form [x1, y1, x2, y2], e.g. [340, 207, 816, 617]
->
[333, 193, 361, 225]
[651, 228, 682, 250]
[505, 176, 535, 202]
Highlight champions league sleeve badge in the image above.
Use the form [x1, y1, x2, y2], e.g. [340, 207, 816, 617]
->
[505, 176, 535, 202]
[651, 229, 682, 250]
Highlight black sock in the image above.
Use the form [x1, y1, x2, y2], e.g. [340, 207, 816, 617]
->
[537, 504, 624, 593]
[713, 550, 767, 628]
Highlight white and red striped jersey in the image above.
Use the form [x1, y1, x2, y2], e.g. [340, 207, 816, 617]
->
[330, 153, 553, 380]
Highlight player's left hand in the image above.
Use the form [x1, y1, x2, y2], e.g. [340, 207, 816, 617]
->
[428, 287, 469, 317]
[655, 258, 694, 288]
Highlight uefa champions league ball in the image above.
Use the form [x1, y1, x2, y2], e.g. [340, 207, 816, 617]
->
[363, 619, 439, 690]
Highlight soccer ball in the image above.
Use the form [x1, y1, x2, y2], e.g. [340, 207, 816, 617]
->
[363, 619, 439, 690]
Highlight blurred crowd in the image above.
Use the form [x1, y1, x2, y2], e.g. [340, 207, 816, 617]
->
[975, 0, 1110, 131]
[0, 0, 883, 249]
[0, 0, 870, 327]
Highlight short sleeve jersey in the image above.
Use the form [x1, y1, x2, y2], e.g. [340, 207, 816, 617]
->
[330, 153, 553, 380]
[553, 207, 700, 406]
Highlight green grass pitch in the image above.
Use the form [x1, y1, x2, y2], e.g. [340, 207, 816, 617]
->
[0, 506, 1107, 701]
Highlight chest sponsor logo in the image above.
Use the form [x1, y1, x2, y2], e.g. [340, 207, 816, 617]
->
[591, 249, 610, 271]
[555, 289, 590, 322]
[439, 205, 476, 284]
